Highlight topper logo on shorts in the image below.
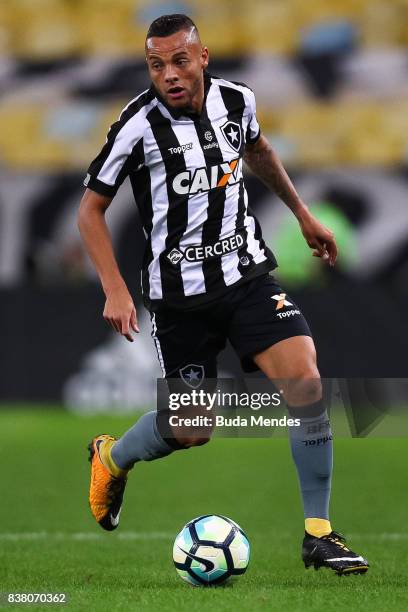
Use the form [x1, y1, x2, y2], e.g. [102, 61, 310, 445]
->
[172, 158, 241, 195]
[271, 293, 292, 310]
[276, 309, 301, 320]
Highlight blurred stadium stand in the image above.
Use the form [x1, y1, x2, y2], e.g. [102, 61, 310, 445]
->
[1, 1, 408, 405]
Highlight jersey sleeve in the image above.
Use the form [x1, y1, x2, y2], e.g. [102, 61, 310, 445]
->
[84, 104, 146, 198]
[245, 88, 261, 145]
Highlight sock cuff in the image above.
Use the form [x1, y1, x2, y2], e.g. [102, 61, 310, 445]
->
[287, 398, 326, 419]
[101, 440, 128, 478]
[305, 518, 332, 537]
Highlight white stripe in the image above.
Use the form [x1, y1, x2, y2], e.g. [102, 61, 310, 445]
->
[326, 556, 365, 562]
[171, 121, 207, 297]
[0, 531, 406, 542]
[350, 533, 408, 540]
[211, 76, 260, 141]
[151, 312, 166, 376]
[245, 193, 267, 264]
[98, 99, 156, 186]
[0, 531, 172, 541]
[206, 83, 242, 286]
[102, 90, 149, 144]
[118, 89, 149, 121]
[210, 76, 253, 97]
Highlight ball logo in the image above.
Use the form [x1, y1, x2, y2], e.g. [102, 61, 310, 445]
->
[178, 547, 215, 572]
[220, 121, 242, 153]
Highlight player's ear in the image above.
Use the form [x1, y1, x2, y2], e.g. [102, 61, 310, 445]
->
[201, 46, 209, 69]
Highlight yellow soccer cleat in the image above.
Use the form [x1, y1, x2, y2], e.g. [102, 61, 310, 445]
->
[88, 435, 128, 531]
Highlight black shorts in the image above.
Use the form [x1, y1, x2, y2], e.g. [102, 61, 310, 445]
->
[149, 274, 312, 383]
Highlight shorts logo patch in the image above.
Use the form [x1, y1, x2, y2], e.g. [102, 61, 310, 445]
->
[276, 309, 300, 319]
[271, 293, 292, 310]
[179, 364, 205, 389]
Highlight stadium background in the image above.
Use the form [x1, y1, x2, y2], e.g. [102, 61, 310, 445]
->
[1, 0, 408, 409]
[1, 3, 408, 610]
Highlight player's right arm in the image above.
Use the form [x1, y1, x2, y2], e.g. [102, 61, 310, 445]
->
[78, 188, 139, 342]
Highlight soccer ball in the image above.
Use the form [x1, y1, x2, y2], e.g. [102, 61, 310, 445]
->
[173, 514, 250, 586]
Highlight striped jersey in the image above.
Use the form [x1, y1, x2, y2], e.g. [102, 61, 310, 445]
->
[84, 72, 277, 310]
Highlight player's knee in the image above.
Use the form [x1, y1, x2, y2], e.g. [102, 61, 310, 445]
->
[284, 368, 322, 407]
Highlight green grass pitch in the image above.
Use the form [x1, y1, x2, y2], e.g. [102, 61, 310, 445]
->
[1, 408, 407, 611]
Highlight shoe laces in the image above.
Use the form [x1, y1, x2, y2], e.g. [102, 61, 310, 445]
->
[322, 531, 350, 552]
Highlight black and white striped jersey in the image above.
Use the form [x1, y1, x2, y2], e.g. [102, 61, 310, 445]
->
[84, 72, 277, 310]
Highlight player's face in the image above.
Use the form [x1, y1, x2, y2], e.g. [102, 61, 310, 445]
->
[145, 29, 209, 113]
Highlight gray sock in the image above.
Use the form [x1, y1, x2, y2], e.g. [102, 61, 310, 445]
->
[288, 402, 333, 519]
[111, 411, 173, 470]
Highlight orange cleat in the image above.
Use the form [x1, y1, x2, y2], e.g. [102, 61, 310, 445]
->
[88, 435, 127, 531]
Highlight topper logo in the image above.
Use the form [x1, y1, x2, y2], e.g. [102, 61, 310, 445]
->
[172, 158, 241, 195]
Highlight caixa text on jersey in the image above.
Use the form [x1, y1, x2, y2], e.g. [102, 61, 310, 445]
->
[172, 158, 242, 195]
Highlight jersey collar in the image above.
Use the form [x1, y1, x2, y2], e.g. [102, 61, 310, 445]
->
[151, 71, 212, 121]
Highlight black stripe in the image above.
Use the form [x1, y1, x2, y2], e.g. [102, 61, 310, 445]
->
[146, 105, 188, 301]
[248, 205, 275, 263]
[218, 85, 254, 277]
[128, 139, 153, 298]
[86, 89, 154, 195]
[235, 178, 254, 275]
[246, 125, 261, 144]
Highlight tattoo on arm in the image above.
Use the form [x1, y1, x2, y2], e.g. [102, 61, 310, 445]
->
[244, 135, 304, 216]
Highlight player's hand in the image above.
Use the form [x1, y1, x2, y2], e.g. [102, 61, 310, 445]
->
[298, 208, 337, 267]
[103, 285, 140, 342]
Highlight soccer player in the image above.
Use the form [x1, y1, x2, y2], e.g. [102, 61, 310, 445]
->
[78, 14, 368, 575]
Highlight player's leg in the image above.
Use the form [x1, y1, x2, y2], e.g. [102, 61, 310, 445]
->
[253, 336, 333, 533]
[254, 336, 368, 574]
[88, 415, 174, 532]
[228, 274, 368, 574]
[88, 305, 221, 530]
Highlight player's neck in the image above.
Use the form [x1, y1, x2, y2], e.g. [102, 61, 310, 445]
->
[189, 78, 205, 115]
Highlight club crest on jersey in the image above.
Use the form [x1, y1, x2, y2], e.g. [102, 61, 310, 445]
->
[172, 158, 242, 195]
[179, 364, 205, 389]
[220, 121, 242, 153]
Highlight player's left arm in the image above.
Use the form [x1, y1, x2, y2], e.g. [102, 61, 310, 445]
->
[244, 134, 337, 266]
